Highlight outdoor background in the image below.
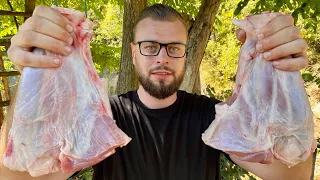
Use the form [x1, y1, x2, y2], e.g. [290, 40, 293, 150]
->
[0, 0, 319, 179]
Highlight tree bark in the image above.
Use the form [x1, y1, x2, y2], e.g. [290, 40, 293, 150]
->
[24, 0, 36, 21]
[192, 71, 201, 95]
[180, 0, 222, 93]
[116, 0, 147, 94]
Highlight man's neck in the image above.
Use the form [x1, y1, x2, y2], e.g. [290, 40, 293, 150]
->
[137, 85, 177, 109]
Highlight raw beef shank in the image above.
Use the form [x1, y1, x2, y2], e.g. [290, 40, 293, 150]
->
[2, 7, 131, 177]
[202, 12, 316, 167]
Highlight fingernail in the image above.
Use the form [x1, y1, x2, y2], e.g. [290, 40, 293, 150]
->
[258, 34, 264, 40]
[263, 52, 271, 60]
[53, 58, 61, 65]
[256, 44, 263, 52]
[64, 46, 72, 55]
[67, 37, 73, 45]
[272, 61, 280, 66]
[66, 24, 73, 33]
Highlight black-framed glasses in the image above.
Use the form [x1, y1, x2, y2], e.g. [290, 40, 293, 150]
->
[135, 41, 187, 58]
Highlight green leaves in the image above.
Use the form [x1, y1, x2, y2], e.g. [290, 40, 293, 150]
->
[302, 73, 315, 82]
[220, 155, 256, 180]
[302, 73, 320, 88]
[234, 0, 320, 32]
[201, 0, 241, 100]
[90, 3, 123, 74]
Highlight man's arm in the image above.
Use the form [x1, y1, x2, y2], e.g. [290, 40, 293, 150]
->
[232, 13, 313, 180]
[231, 154, 313, 180]
[0, 93, 74, 180]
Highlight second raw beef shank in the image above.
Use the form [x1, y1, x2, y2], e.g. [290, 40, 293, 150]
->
[202, 12, 316, 167]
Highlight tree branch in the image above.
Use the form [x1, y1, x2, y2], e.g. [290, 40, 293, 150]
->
[0, 10, 31, 17]
[24, 0, 36, 21]
[6, 0, 19, 30]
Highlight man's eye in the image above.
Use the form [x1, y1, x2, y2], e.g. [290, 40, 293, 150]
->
[170, 47, 180, 52]
[146, 46, 156, 51]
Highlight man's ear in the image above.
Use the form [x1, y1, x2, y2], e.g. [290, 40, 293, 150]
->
[130, 42, 136, 65]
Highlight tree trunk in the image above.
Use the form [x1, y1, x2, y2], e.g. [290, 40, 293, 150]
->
[24, 0, 36, 21]
[192, 72, 201, 95]
[116, 0, 147, 94]
[180, 0, 222, 93]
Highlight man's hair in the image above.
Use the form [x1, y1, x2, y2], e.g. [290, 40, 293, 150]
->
[133, 4, 187, 41]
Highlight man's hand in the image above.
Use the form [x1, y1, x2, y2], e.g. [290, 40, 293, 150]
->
[7, 5, 74, 72]
[236, 14, 308, 71]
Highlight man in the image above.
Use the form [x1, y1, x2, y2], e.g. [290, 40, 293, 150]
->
[0, 4, 312, 180]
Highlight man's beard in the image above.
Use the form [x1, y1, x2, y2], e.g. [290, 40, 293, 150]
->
[136, 64, 185, 99]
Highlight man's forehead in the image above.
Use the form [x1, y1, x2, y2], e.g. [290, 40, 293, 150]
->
[135, 18, 188, 43]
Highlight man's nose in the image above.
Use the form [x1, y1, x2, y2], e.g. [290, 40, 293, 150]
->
[156, 46, 170, 65]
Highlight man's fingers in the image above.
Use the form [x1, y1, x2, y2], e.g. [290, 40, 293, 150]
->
[21, 16, 73, 46]
[259, 14, 294, 38]
[8, 47, 62, 68]
[7, 5, 70, 71]
[236, 29, 246, 44]
[272, 53, 308, 71]
[262, 38, 307, 61]
[257, 26, 301, 53]
[33, 5, 73, 33]
[13, 30, 72, 56]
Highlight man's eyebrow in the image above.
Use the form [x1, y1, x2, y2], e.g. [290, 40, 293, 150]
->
[170, 41, 187, 44]
[137, 40, 187, 45]
[143, 40, 187, 44]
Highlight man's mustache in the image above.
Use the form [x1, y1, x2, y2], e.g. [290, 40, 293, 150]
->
[149, 66, 175, 74]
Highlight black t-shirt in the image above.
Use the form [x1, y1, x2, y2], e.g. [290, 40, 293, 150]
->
[91, 90, 230, 180]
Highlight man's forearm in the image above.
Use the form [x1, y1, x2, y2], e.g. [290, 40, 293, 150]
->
[0, 92, 21, 179]
[231, 153, 313, 180]
[0, 92, 16, 168]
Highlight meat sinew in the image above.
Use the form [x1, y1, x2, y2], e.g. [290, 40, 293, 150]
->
[2, 7, 131, 177]
[202, 12, 316, 167]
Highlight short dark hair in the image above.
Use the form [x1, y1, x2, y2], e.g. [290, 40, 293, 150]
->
[133, 4, 187, 41]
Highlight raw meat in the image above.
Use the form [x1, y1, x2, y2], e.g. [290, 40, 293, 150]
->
[2, 7, 131, 177]
[202, 12, 316, 167]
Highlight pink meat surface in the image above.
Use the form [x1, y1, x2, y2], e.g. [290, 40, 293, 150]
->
[202, 12, 316, 167]
[2, 7, 131, 177]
